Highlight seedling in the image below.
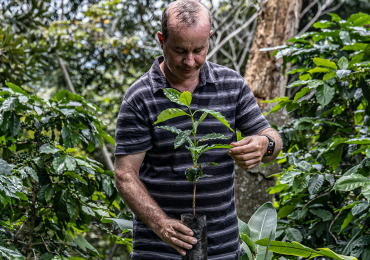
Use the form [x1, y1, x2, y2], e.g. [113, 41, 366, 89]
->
[154, 88, 234, 217]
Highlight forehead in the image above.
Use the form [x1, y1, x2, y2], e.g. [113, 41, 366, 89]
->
[166, 14, 210, 45]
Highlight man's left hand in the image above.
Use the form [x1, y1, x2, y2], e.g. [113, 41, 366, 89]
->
[228, 135, 269, 169]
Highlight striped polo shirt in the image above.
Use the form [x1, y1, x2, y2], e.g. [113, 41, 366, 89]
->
[115, 56, 270, 260]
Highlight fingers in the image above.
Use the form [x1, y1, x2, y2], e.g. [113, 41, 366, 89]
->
[234, 158, 261, 169]
[229, 141, 262, 155]
[230, 136, 253, 147]
[159, 220, 197, 256]
[173, 222, 193, 237]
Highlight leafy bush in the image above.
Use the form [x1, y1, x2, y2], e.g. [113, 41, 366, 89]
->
[0, 83, 131, 259]
[266, 12, 370, 259]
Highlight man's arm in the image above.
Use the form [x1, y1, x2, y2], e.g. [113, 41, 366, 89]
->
[114, 152, 197, 256]
[228, 127, 282, 169]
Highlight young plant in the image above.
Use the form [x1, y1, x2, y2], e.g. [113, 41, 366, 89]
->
[154, 88, 234, 217]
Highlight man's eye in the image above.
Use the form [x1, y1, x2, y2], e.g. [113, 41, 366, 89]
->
[175, 50, 184, 53]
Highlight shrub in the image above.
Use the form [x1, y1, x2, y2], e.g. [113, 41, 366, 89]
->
[266, 12, 370, 259]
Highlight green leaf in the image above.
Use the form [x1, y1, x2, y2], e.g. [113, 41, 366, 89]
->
[339, 30, 351, 45]
[240, 232, 256, 254]
[102, 178, 113, 197]
[238, 218, 251, 236]
[15, 191, 28, 201]
[61, 127, 72, 146]
[194, 111, 208, 131]
[290, 208, 308, 220]
[174, 130, 192, 149]
[277, 205, 295, 218]
[330, 13, 342, 22]
[316, 83, 335, 107]
[326, 144, 344, 171]
[21, 166, 38, 183]
[293, 174, 310, 193]
[0, 159, 12, 175]
[199, 143, 233, 155]
[154, 108, 189, 124]
[248, 202, 277, 260]
[285, 228, 303, 243]
[293, 87, 311, 102]
[342, 43, 368, 51]
[351, 203, 370, 216]
[198, 133, 229, 142]
[156, 125, 182, 134]
[345, 138, 370, 145]
[53, 155, 77, 174]
[40, 144, 60, 154]
[336, 70, 351, 79]
[9, 113, 20, 137]
[323, 72, 336, 80]
[360, 77, 370, 102]
[179, 91, 192, 107]
[286, 80, 309, 89]
[341, 212, 354, 231]
[312, 58, 338, 70]
[197, 109, 234, 132]
[67, 199, 76, 217]
[308, 67, 331, 74]
[5, 82, 28, 96]
[254, 239, 356, 260]
[107, 218, 133, 230]
[1, 97, 19, 111]
[39, 253, 54, 260]
[163, 88, 184, 106]
[0, 246, 23, 259]
[313, 20, 335, 29]
[279, 171, 302, 185]
[308, 174, 324, 195]
[309, 209, 333, 221]
[334, 174, 370, 191]
[338, 57, 349, 70]
[45, 185, 54, 202]
[74, 234, 98, 253]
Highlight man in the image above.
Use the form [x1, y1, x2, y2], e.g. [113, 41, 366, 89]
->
[114, 0, 282, 259]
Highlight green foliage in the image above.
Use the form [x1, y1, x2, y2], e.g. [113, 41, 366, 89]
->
[268, 12, 370, 259]
[155, 88, 233, 184]
[0, 84, 130, 259]
[237, 202, 355, 260]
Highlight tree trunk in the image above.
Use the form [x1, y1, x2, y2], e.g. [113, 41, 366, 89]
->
[235, 0, 302, 223]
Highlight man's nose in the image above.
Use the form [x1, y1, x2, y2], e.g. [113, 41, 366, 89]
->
[183, 53, 195, 67]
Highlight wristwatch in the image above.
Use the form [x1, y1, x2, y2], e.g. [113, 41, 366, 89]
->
[260, 135, 275, 157]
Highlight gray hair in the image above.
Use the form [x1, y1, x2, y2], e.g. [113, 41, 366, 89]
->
[161, 0, 212, 42]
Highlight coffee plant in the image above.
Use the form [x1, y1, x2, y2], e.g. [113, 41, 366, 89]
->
[154, 88, 233, 217]
[264, 12, 370, 260]
[0, 83, 131, 259]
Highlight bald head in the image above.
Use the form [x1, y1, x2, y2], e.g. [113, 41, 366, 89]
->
[161, 0, 211, 42]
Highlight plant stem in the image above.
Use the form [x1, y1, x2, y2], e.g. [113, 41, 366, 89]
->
[193, 181, 196, 218]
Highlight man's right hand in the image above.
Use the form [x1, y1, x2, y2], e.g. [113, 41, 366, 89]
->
[155, 218, 198, 256]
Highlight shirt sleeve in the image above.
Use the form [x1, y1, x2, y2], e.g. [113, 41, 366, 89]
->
[236, 81, 270, 136]
[115, 99, 153, 155]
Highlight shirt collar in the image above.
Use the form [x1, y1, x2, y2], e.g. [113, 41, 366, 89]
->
[150, 56, 217, 94]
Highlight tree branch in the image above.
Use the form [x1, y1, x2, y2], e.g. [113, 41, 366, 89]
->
[207, 12, 258, 60]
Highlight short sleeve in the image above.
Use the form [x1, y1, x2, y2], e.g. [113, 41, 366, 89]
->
[236, 81, 270, 136]
[115, 99, 153, 155]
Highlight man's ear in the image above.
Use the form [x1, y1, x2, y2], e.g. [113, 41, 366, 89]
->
[209, 30, 213, 37]
[157, 32, 164, 49]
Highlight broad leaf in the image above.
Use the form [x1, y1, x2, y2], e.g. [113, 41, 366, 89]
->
[309, 209, 333, 221]
[248, 202, 277, 260]
[154, 108, 189, 124]
[238, 218, 251, 236]
[240, 232, 256, 254]
[334, 174, 370, 191]
[0, 159, 12, 175]
[316, 83, 335, 107]
[163, 88, 184, 106]
[6, 82, 28, 96]
[156, 125, 182, 134]
[342, 43, 368, 51]
[40, 144, 60, 154]
[107, 218, 133, 231]
[338, 57, 349, 70]
[198, 133, 229, 142]
[312, 58, 338, 70]
[308, 67, 330, 74]
[174, 130, 192, 149]
[53, 155, 77, 174]
[308, 174, 324, 195]
[74, 234, 98, 253]
[194, 111, 208, 131]
[285, 228, 303, 243]
[254, 239, 356, 260]
[179, 91, 192, 107]
[197, 108, 234, 132]
[336, 70, 351, 79]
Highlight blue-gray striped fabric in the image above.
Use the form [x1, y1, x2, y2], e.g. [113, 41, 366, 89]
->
[115, 56, 270, 259]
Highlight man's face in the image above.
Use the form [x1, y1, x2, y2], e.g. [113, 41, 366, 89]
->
[158, 16, 212, 80]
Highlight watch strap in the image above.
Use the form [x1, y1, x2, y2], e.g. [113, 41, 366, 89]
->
[260, 135, 275, 157]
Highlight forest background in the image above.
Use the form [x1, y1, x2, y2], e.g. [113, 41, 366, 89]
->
[1, 0, 370, 259]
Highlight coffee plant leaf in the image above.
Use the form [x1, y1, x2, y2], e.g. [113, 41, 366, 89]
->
[334, 174, 370, 191]
[179, 91, 192, 107]
[154, 108, 189, 124]
[174, 129, 192, 149]
[163, 88, 184, 106]
[198, 133, 229, 142]
[197, 108, 234, 132]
